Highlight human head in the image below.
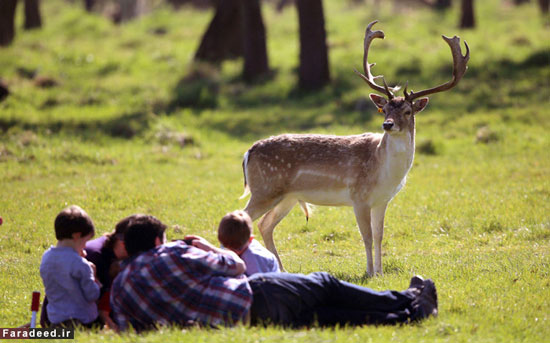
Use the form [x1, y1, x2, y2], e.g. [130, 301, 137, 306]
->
[124, 215, 167, 257]
[54, 205, 95, 241]
[217, 210, 253, 251]
[103, 214, 148, 259]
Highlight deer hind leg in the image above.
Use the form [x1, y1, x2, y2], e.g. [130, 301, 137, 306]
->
[371, 203, 388, 275]
[353, 203, 374, 276]
[257, 197, 297, 272]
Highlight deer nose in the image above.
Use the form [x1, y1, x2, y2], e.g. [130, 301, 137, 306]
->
[382, 121, 394, 131]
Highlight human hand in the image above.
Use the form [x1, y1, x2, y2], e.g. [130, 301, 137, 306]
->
[183, 235, 217, 252]
[183, 234, 245, 274]
[87, 260, 96, 274]
[86, 260, 101, 284]
[99, 311, 119, 333]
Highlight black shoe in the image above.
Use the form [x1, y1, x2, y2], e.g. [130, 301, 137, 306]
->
[408, 275, 425, 290]
[422, 279, 438, 316]
[411, 279, 438, 320]
[407, 275, 424, 296]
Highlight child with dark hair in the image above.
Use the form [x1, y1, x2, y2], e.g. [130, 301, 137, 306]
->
[83, 214, 146, 331]
[39, 205, 101, 328]
[218, 210, 280, 276]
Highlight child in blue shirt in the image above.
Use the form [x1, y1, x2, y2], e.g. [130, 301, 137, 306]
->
[217, 210, 280, 276]
[40, 205, 101, 328]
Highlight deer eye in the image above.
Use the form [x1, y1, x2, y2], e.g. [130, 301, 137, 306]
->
[405, 110, 411, 115]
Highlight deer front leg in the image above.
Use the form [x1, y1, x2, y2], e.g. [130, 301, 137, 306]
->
[353, 203, 374, 276]
[244, 194, 283, 221]
[257, 197, 297, 272]
[371, 203, 388, 275]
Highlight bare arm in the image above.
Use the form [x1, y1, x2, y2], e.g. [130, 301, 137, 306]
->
[184, 235, 246, 275]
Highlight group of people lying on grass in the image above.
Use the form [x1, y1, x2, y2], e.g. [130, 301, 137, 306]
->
[39, 205, 438, 332]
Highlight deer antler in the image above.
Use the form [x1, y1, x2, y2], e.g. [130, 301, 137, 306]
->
[404, 35, 470, 102]
[354, 21, 399, 99]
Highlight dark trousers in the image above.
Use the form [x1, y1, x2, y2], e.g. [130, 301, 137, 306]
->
[248, 272, 418, 327]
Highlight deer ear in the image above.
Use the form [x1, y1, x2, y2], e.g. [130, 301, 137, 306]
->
[413, 98, 429, 114]
[369, 94, 387, 109]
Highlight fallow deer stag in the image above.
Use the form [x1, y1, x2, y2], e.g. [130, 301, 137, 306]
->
[240, 21, 469, 276]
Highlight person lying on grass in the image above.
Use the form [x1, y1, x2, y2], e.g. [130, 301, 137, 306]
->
[39, 205, 102, 329]
[110, 214, 438, 332]
[217, 210, 280, 276]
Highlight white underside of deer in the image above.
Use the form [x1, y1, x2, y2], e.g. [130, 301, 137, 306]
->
[240, 21, 469, 276]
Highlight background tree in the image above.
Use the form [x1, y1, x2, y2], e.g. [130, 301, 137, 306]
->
[0, 79, 9, 102]
[117, 0, 150, 23]
[0, 0, 18, 46]
[194, 0, 243, 64]
[460, 0, 475, 28]
[296, 0, 330, 90]
[84, 0, 95, 12]
[24, 0, 42, 30]
[408, 0, 452, 10]
[241, 0, 270, 81]
[538, 0, 549, 13]
[435, 0, 452, 10]
[194, 0, 269, 82]
[167, 0, 213, 9]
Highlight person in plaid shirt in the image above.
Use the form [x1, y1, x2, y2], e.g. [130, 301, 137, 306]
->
[110, 215, 252, 331]
[111, 214, 438, 331]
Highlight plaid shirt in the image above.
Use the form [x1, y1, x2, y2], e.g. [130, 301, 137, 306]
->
[110, 241, 252, 331]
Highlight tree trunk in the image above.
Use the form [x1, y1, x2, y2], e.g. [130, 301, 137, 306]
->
[296, 0, 330, 90]
[84, 0, 95, 12]
[459, 0, 475, 29]
[24, 0, 42, 30]
[167, 0, 213, 9]
[0, 80, 9, 103]
[538, 0, 549, 13]
[241, 0, 269, 82]
[0, 0, 18, 46]
[117, 0, 148, 23]
[435, 0, 452, 10]
[194, 0, 243, 64]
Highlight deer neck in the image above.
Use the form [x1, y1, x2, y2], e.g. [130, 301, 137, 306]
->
[378, 120, 416, 175]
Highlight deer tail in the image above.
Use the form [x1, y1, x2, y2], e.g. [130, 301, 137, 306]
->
[239, 150, 251, 199]
[299, 201, 313, 223]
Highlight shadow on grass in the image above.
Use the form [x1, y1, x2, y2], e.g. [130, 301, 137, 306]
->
[0, 111, 154, 140]
[2, 49, 547, 141]
[167, 64, 221, 112]
[164, 48, 549, 139]
[331, 272, 372, 285]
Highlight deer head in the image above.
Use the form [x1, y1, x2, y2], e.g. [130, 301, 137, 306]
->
[354, 21, 470, 134]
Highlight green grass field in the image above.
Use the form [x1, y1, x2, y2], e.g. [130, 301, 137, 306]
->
[1, 0, 549, 341]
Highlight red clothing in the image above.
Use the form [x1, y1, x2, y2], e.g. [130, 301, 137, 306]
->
[97, 291, 111, 313]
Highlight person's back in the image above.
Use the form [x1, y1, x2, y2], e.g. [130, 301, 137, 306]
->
[217, 210, 280, 276]
[40, 247, 99, 324]
[110, 216, 252, 331]
[239, 239, 280, 276]
[84, 235, 111, 293]
[40, 205, 100, 327]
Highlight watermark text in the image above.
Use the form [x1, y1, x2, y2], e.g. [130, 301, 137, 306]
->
[1, 328, 74, 339]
